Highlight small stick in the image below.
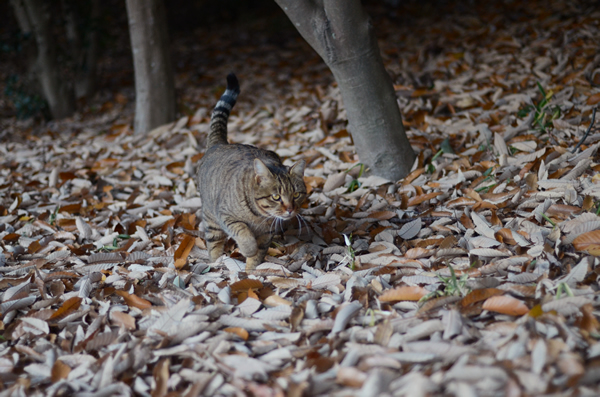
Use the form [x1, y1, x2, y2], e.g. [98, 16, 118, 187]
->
[572, 107, 597, 153]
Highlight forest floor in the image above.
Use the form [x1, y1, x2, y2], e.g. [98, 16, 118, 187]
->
[1, 1, 600, 396]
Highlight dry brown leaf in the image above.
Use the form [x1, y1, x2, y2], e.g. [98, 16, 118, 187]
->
[152, 358, 170, 397]
[263, 295, 292, 306]
[368, 210, 397, 220]
[418, 295, 462, 314]
[459, 212, 475, 229]
[404, 247, 432, 259]
[577, 303, 600, 334]
[582, 196, 595, 211]
[224, 327, 250, 340]
[587, 92, 600, 105]
[51, 360, 71, 383]
[495, 228, 517, 245]
[407, 192, 442, 207]
[403, 168, 426, 185]
[546, 204, 581, 218]
[114, 290, 152, 310]
[247, 288, 259, 300]
[49, 297, 82, 321]
[482, 295, 529, 316]
[379, 286, 428, 302]
[110, 311, 136, 330]
[572, 230, 600, 254]
[460, 288, 504, 307]
[230, 279, 263, 292]
[446, 197, 477, 208]
[336, 367, 367, 388]
[174, 234, 195, 269]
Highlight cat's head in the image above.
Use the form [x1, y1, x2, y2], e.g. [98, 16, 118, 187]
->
[253, 159, 307, 220]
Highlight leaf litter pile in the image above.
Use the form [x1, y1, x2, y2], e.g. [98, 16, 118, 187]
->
[2, 1, 600, 396]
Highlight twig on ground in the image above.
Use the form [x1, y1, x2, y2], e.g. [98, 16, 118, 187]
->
[572, 107, 597, 153]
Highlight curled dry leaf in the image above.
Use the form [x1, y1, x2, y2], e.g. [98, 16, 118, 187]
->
[114, 290, 152, 310]
[482, 295, 529, 316]
[404, 247, 432, 259]
[230, 279, 263, 292]
[407, 192, 443, 207]
[110, 310, 136, 330]
[224, 327, 250, 340]
[572, 230, 600, 255]
[174, 234, 196, 269]
[379, 286, 429, 302]
[460, 288, 505, 308]
[368, 211, 397, 221]
[48, 297, 82, 321]
[50, 360, 71, 383]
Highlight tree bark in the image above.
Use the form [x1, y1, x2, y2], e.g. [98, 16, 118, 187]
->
[9, 0, 37, 84]
[275, 0, 415, 181]
[20, 0, 75, 119]
[125, 0, 176, 134]
[62, 0, 101, 99]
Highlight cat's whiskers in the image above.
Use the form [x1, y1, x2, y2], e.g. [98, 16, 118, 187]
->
[295, 214, 309, 237]
[269, 217, 278, 235]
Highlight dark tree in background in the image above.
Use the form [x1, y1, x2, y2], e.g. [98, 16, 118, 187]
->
[275, 0, 416, 180]
[62, 0, 101, 100]
[12, 0, 75, 119]
[9, 0, 102, 119]
[125, 0, 176, 134]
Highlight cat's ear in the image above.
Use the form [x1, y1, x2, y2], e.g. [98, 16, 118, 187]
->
[289, 160, 306, 179]
[254, 159, 272, 184]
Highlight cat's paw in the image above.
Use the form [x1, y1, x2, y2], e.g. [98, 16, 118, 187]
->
[245, 254, 264, 271]
[238, 239, 258, 258]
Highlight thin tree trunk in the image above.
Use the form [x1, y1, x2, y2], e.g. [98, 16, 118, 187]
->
[21, 0, 75, 119]
[75, 0, 100, 99]
[275, 0, 415, 181]
[62, 0, 101, 99]
[125, 0, 176, 134]
[9, 0, 37, 85]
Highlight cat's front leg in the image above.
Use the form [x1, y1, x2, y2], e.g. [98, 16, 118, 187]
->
[225, 219, 258, 258]
[245, 233, 271, 271]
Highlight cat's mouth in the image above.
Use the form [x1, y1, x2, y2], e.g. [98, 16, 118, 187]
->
[274, 208, 298, 220]
[276, 212, 296, 220]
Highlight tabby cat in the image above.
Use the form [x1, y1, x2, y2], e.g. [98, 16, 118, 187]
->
[196, 73, 307, 271]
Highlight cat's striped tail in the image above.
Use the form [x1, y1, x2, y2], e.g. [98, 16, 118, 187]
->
[207, 73, 240, 148]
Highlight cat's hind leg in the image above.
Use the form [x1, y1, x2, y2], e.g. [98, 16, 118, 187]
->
[205, 219, 228, 263]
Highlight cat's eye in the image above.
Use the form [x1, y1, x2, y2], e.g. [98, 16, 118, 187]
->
[293, 192, 301, 198]
[272, 194, 281, 201]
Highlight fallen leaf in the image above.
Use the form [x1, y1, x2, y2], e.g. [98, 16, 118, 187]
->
[49, 297, 82, 321]
[482, 295, 529, 316]
[114, 290, 152, 310]
[174, 234, 195, 269]
[379, 286, 428, 302]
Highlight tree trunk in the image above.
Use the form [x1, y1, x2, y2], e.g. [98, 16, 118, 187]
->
[20, 0, 75, 119]
[9, 0, 37, 85]
[275, 0, 415, 181]
[75, 0, 100, 99]
[125, 0, 176, 134]
[62, 0, 101, 99]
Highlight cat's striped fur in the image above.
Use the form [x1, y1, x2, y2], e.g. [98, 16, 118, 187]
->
[197, 74, 307, 271]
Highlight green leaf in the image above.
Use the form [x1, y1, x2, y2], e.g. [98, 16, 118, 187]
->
[440, 138, 454, 154]
[536, 81, 547, 98]
[431, 148, 444, 162]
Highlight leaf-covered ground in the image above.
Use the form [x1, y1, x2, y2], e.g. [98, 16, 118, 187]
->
[2, 1, 600, 396]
